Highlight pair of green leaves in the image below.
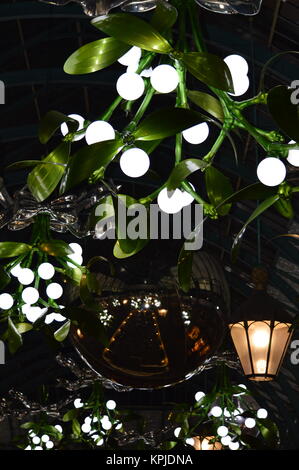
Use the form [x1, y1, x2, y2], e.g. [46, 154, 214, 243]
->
[267, 85, 299, 142]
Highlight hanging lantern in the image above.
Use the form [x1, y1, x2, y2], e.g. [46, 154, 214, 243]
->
[229, 267, 294, 382]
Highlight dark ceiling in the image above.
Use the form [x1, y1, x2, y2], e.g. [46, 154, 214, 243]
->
[0, 0, 299, 449]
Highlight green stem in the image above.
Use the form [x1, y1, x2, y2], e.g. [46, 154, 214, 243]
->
[124, 85, 156, 134]
[202, 126, 229, 163]
[100, 96, 123, 122]
[237, 92, 268, 110]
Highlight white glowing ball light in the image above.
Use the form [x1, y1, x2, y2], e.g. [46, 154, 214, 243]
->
[54, 425, 63, 433]
[210, 406, 222, 418]
[117, 73, 145, 101]
[106, 400, 116, 410]
[10, 263, 23, 277]
[69, 243, 82, 255]
[118, 46, 142, 67]
[183, 122, 210, 145]
[224, 55, 249, 97]
[287, 140, 299, 167]
[67, 252, 83, 268]
[22, 287, 39, 305]
[229, 441, 240, 450]
[41, 435, 50, 443]
[186, 438, 195, 446]
[74, 398, 84, 409]
[244, 417, 256, 429]
[0, 293, 14, 310]
[257, 157, 286, 187]
[46, 283, 63, 300]
[257, 408, 268, 419]
[120, 148, 150, 178]
[32, 436, 40, 445]
[46, 441, 54, 449]
[85, 121, 115, 145]
[81, 423, 91, 434]
[158, 188, 184, 214]
[195, 391, 205, 402]
[217, 426, 228, 437]
[174, 427, 182, 438]
[101, 416, 112, 431]
[150, 65, 179, 94]
[18, 268, 35, 286]
[221, 435, 231, 446]
[38, 263, 55, 280]
[61, 114, 85, 142]
[25, 306, 46, 323]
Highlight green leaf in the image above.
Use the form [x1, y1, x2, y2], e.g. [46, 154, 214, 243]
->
[60, 139, 123, 193]
[54, 320, 71, 342]
[0, 267, 11, 289]
[7, 317, 22, 354]
[187, 90, 224, 122]
[134, 108, 207, 141]
[267, 85, 299, 142]
[6, 160, 67, 171]
[20, 422, 35, 430]
[63, 409, 78, 422]
[181, 52, 234, 93]
[80, 272, 102, 311]
[160, 441, 178, 450]
[232, 195, 280, 262]
[167, 158, 207, 190]
[27, 142, 70, 202]
[178, 247, 193, 293]
[72, 418, 81, 437]
[217, 182, 277, 208]
[64, 266, 83, 285]
[39, 240, 73, 257]
[39, 111, 78, 144]
[16, 323, 33, 334]
[274, 199, 294, 219]
[64, 37, 130, 75]
[151, 0, 178, 33]
[258, 419, 279, 448]
[92, 13, 172, 54]
[113, 238, 149, 259]
[205, 166, 233, 216]
[0, 242, 32, 258]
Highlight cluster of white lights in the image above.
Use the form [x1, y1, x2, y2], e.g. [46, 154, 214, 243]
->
[157, 186, 195, 214]
[224, 54, 250, 97]
[25, 430, 55, 451]
[257, 157, 286, 187]
[61, 114, 85, 142]
[120, 148, 150, 178]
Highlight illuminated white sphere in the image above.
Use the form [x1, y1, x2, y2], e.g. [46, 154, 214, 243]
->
[41, 435, 50, 443]
[217, 426, 228, 437]
[157, 188, 184, 214]
[38, 263, 55, 280]
[25, 306, 44, 323]
[221, 435, 231, 446]
[116, 73, 145, 101]
[69, 243, 83, 255]
[32, 436, 40, 445]
[118, 46, 142, 66]
[224, 54, 249, 75]
[45, 313, 55, 324]
[150, 65, 179, 94]
[81, 423, 91, 433]
[96, 438, 104, 446]
[101, 418, 112, 431]
[195, 391, 205, 402]
[230, 75, 250, 97]
[18, 268, 35, 286]
[22, 287, 39, 305]
[61, 114, 85, 142]
[84, 417, 92, 425]
[233, 383, 247, 397]
[106, 400, 117, 410]
[229, 441, 240, 450]
[25, 446, 31, 450]
[10, 263, 23, 277]
[46, 441, 54, 449]
[210, 406, 222, 417]
[174, 427, 181, 438]
[244, 418, 256, 429]
[115, 423, 122, 430]
[53, 312, 66, 322]
[120, 148, 150, 178]
[85, 121, 115, 145]
[67, 253, 83, 268]
[0, 293, 14, 310]
[126, 63, 139, 73]
[74, 398, 84, 409]
[233, 408, 244, 416]
[257, 157, 286, 186]
[257, 408, 268, 419]
[54, 425, 63, 433]
[287, 141, 299, 167]
[46, 283, 63, 300]
[183, 122, 209, 145]
[35, 446, 43, 450]
[141, 67, 153, 78]
[185, 438, 195, 446]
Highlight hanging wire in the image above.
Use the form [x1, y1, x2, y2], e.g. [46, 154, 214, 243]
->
[250, 17, 262, 265]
